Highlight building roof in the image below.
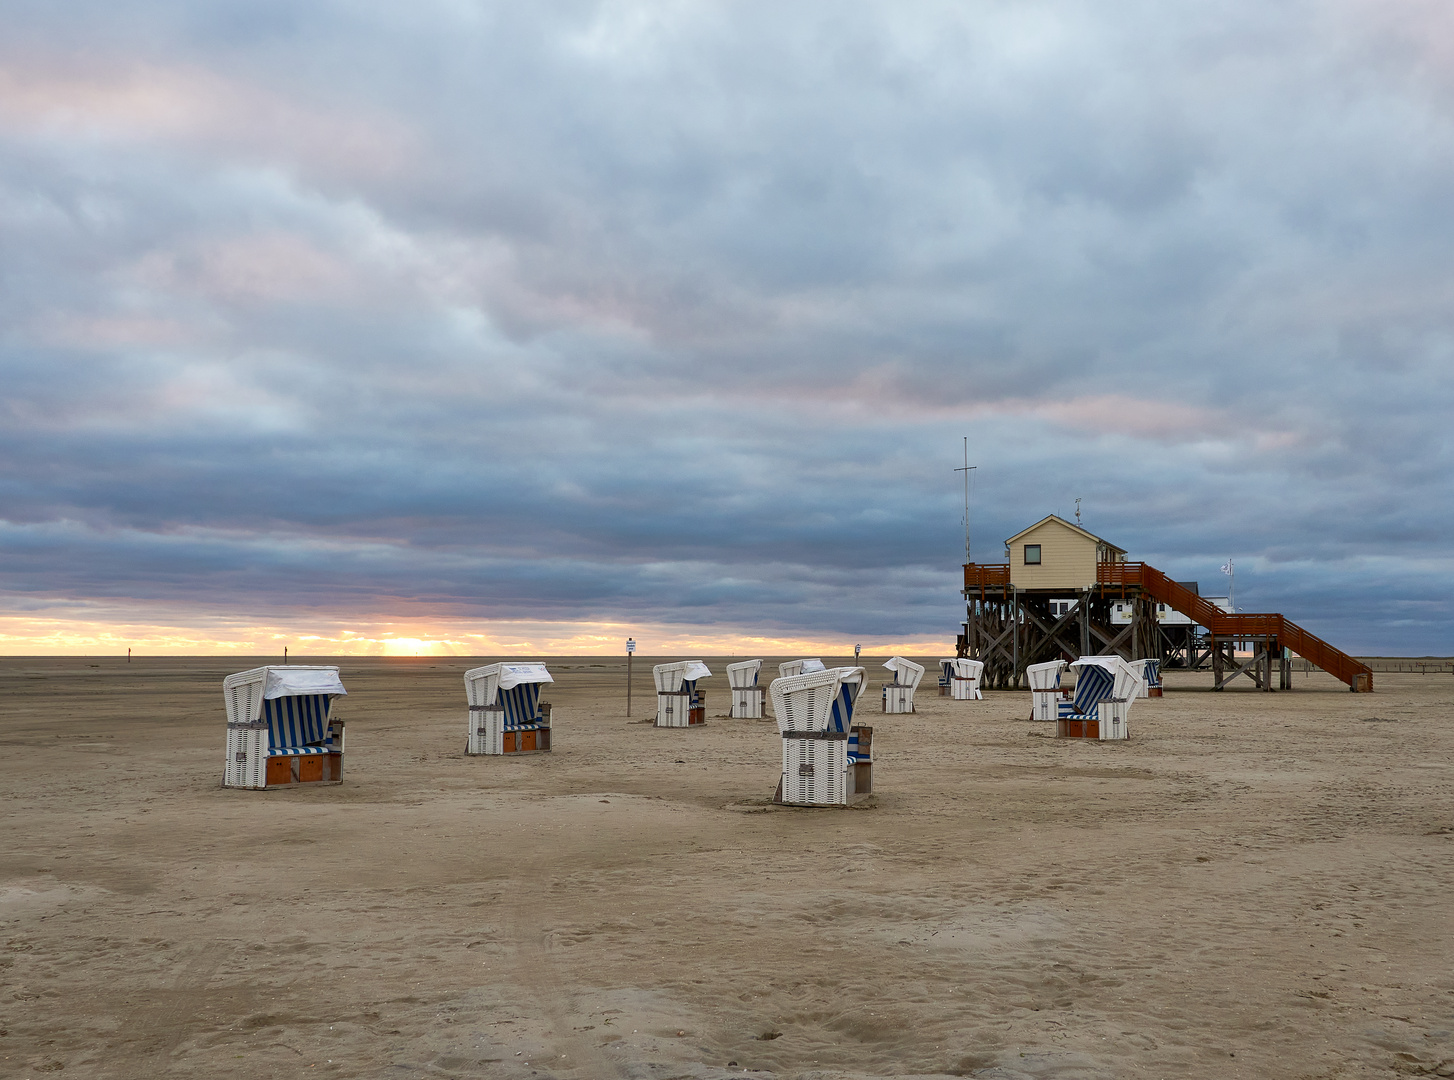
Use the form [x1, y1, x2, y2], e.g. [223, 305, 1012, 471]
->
[1004, 514, 1127, 554]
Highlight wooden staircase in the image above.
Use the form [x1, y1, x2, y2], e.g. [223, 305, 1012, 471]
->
[1098, 562, 1372, 691]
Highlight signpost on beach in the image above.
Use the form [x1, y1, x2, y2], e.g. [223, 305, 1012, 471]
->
[626, 638, 635, 717]
[855, 643, 861, 664]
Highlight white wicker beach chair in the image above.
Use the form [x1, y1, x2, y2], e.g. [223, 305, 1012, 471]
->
[770, 666, 873, 806]
[464, 662, 555, 755]
[939, 657, 984, 700]
[1145, 658, 1163, 697]
[1124, 659, 1150, 700]
[653, 660, 712, 727]
[778, 658, 826, 679]
[1059, 656, 1139, 740]
[1123, 658, 1164, 697]
[223, 666, 346, 789]
[726, 659, 765, 719]
[1027, 659, 1069, 722]
[881, 656, 924, 714]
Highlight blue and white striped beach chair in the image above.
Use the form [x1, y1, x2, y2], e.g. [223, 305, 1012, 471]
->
[224, 666, 347, 789]
[1145, 658, 1163, 697]
[1059, 656, 1138, 740]
[770, 666, 873, 806]
[465, 663, 555, 755]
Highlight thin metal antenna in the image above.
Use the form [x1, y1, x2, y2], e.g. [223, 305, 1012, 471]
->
[953, 437, 976, 562]
[1075, 498, 1082, 526]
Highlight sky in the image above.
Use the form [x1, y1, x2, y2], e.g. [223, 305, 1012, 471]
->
[2, 0, 1453, 657]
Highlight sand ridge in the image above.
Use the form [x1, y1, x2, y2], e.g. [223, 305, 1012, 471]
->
[2, 656, 1452, 1078]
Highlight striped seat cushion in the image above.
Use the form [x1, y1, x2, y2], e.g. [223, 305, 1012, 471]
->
[264, 694, 334, 754]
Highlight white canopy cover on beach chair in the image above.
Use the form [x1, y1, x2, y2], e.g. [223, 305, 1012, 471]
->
[881, 656, 925, 713]
[464, 663, 555, 755]
[1028, 659, 1069, 722]
[653, 661, 713, 727]
[654, 660, 713, 692]
[778, 658, 826, 679]
[770, 666, 873, 806]
[1027, 660, 1067, 691]
[1124, 659, 1150, 699]
[939, 657, 984, 700]
[883, 656, 924, 688]
[1060, 656, 1138, 739]
[726, 660, 762, 688]
[1070, 656, 1141, 703]
[727, 659, 765, 718]
[224, 666, 347, 790]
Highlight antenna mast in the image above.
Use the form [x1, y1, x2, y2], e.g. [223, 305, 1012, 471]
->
[954, 437, 976, 563]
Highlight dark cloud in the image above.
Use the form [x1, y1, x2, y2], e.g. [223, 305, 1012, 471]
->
[2, 0, 1452, 652]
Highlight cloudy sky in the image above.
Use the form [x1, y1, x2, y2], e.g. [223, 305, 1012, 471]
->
[2, 0, 1452, 656]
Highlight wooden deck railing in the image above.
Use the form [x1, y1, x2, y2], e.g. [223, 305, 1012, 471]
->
[962, 563, 1011, 590]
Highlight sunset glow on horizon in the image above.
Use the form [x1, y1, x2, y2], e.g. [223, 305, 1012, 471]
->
[0, 614, 953, 658]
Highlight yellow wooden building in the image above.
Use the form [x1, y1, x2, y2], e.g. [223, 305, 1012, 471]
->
[1004, 515, 1126, 591]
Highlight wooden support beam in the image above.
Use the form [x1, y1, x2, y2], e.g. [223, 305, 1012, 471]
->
[1216, 640, 1269, 690]
[1019, 605, 1084, 665]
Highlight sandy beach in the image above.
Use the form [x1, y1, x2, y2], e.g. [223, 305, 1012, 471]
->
[2, 656, 1452, 1079]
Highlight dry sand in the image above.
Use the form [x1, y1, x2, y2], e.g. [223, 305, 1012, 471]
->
[2, 655, 1452, 1080]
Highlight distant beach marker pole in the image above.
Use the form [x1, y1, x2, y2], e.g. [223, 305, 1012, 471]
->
[626, 638, 636, 717]
[127, 647, 131, 664]
[855, 643, 861, 665]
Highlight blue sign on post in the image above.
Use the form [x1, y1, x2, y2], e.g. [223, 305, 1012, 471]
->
[854, 643, 861, 661]
[626, 638, 636, 654]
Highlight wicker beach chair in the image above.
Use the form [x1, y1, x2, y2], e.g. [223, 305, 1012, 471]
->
[881, 656, 925, 714]
[939, 657, 984, 700]
[1027, 659, 1069, 722]
[726, 659, 765, 719]
[223, 666, 347, 789]
[770, 666, 873, 806]
[465, 662, 555, 755]
[653, 660, 712, 727]
[1058, 656, 1139, 740]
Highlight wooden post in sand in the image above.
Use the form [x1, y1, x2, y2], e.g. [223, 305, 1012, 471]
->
[626, 638, 635, 717]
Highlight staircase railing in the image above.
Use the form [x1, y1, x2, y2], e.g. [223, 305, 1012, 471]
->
[1098, 562, 1371, 688]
